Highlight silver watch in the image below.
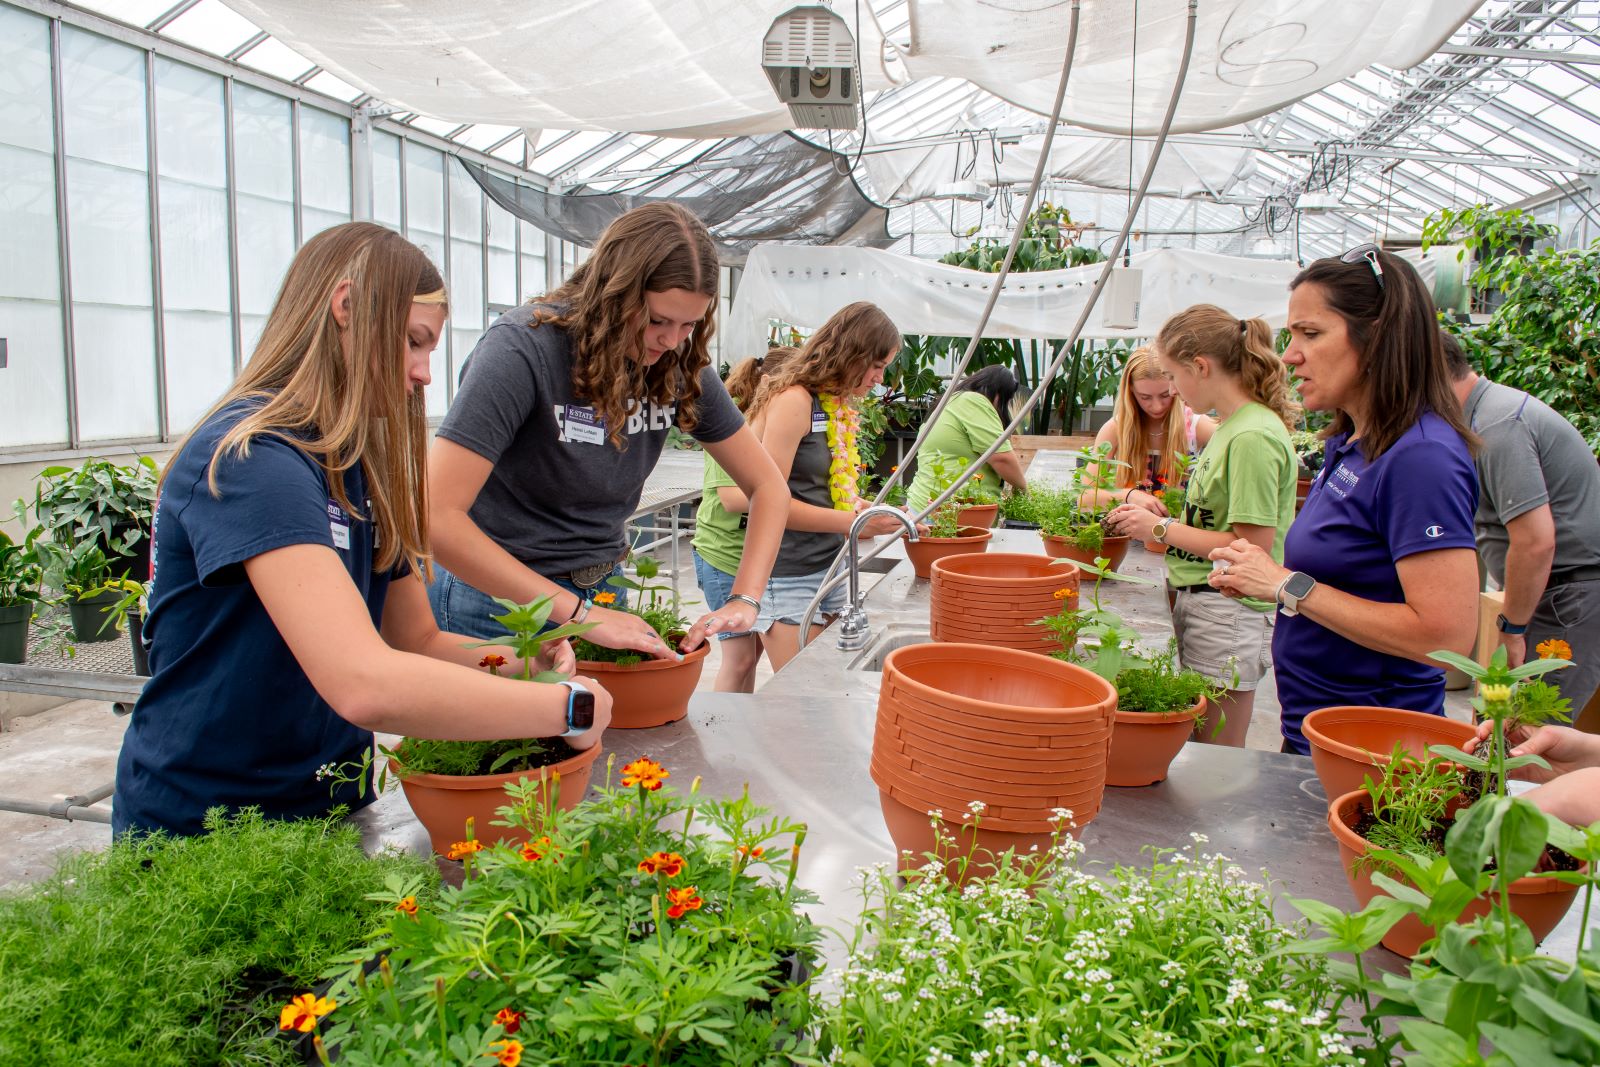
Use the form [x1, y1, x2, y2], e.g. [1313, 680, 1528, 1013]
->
[1277, 571, 1317, 616]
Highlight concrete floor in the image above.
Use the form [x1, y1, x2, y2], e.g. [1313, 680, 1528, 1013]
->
[0, 534, 1472, 889]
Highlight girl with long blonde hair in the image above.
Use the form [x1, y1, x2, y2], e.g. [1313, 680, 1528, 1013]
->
[114, 222, 612, 838]
[426, 203, 788, 656]
[1107, 304, 1300, 747]
[1079, 346, 1214, 514]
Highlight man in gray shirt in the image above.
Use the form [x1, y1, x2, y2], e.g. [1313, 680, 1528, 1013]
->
[1446, 332, 1600, 728]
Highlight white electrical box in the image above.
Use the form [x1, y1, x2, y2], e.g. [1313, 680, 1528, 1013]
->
[762, 6, 859, 130]
[1101, 268, 1143, 330]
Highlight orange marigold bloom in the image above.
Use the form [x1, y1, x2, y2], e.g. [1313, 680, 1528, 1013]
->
[637, 850, 686, 877]
[395, 895, 419, 918]
[737, 845, 765, 860]
[521, 836, 555, 862]
[1052, 588, 1072, 600]
[1537, 638, 1573, 661]
[493, 1007, 524, 1035]
[485, 1039, 523, 1066]
[446, 839, 484, 861]
[594, 591, 617, 606]
[279, 993, 336, 1033]
[479, 653, 508, 672]
[665, 886, 704, 920]
[621, 757, 669, 791]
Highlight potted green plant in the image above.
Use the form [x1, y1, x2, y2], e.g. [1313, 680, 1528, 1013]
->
[1037, 445, 1131, 569]
[0, 527, 44, 663]
[572, 555, 709, 728]
[1290, 431, 1323, 510]
[905, 453, 993, 579]
[27, 456, 159, 580]
[36, 540, 121, 644]
[318, 759, 821, 1066]
[997, 486, 1040, 529]
[81, 576, 150, 674]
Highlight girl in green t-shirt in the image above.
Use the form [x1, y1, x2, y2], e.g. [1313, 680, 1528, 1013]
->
[1107, 305, 1300, 747]
[906, 366, 1029, 512]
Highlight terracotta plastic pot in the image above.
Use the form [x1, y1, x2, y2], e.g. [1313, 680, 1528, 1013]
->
[1143, 538, 1168, 554]
[955, 503, 999, 529]
[904, 527, 992, 579]
[930, 553, 1081, 654]
[1296, 476, 1312, 512]
[1105, 698, 1205, 788]
[1041, 533, 1131, 571]
[577, 640, 709, 728]
[1303, 706, 1478, 801]
[395, 742, 603, 855]
[1327, 787, 1582, 958]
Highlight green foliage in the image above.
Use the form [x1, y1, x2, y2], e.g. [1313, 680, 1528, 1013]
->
[1115, 643, 1222, 717]
[465, 594, 596, 683]
[1036, 555, 1158, 676]
[1357, 748, 1465, 868]
[573, 554, 693, 666]
[24, 456, 158, 571]
[0, 809, 438, 1067]
[803, 829, 1358, 1066]
[389, 736, 568, 778]
[321, 764, 820, 1065]
[919, 452, 992, 536]
[0, 526, 43, 606]
[1420, 204, 1558, 285]
[34, 539, 113, 599]
[1290, 431, 1325, 477]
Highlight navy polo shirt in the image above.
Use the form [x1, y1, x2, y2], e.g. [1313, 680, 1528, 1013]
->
[113, 399, 388, 836]
[1274, 411, 1477, 753]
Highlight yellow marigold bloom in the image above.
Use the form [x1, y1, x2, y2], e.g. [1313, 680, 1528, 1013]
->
[395, 895, 418, 919]
[446, 839, 484, 861]
[1480, 683, 1513, 704]
[485, 1039, 523, 1066]
[593, 591, 617, 606]
[279, 993, 336, 1033]
[1537, 638, 1573, 661]
[1052, 588, 1073, 600]
[621, 756, 670, 791]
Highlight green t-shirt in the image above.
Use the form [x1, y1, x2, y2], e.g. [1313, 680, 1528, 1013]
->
[908, 391, 1014, 511]
[1165, 401, 1296, 611]
[692, 454, 743, 576]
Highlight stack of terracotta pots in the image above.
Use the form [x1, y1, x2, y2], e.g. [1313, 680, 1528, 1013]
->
[929, 552, 1080, 654]
[871, 641, 1118, 880]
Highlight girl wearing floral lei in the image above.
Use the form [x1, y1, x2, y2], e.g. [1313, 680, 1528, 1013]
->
[736, 302, 915, 669]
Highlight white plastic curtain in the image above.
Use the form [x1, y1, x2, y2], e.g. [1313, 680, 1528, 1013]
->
[722, 243, 1303, 361]
[221, 0, 1476, 138]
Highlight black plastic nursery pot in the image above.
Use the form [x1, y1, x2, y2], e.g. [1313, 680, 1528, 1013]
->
[1000, 519, 1041, 530]
[68, 589, 123, 644]
[0, 601, 31, 663]
[128, 610, 151, 676]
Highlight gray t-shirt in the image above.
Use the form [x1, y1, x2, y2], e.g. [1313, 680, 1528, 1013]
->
[1466, 376, 1600, 583]
[437, 305, 744, 574]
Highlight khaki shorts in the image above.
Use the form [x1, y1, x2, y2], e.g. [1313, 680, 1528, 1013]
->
[1170, 586, 1274, 691]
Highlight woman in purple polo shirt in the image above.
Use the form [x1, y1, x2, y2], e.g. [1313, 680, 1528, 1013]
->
[1209, 246, 1480, 754]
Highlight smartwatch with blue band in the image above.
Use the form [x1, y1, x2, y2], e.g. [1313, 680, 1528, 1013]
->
[557, 680, 595, 736]
[1495, 614, 1530, 636]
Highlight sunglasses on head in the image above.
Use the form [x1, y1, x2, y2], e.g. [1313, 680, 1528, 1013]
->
[1340, 243, 1385, 293]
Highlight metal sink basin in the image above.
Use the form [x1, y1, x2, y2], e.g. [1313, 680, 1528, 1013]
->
[846, 624, 932, 672]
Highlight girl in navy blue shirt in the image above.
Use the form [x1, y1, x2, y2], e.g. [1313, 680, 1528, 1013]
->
[114, 223, 611, 837]
[1209, 248, 1479, 754]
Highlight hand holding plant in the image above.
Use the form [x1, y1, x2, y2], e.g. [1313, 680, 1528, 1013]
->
[574, 555, 694, 666]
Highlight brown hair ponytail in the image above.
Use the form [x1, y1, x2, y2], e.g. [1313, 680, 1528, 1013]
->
[1157, 304, 1300, 431]
[723, 346, 798, 413]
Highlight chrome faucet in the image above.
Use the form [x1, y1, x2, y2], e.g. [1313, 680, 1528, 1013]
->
[836, 505, 919, 651]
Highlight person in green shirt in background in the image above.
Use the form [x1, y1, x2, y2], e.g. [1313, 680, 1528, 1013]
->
[693, 348, 798, 691]
[907, 366, 1029, 512]
[1107, 305, 1299, 747]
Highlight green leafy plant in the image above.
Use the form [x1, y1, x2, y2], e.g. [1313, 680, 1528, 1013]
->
[1032, 555, 1155, 672]
[1115, 642, 1224, 717]
[573, 555, 691, 666]
[1420, 204, 1558, 292]
[319, 757, 821, 1066]
[802, 818, 1358, 1066]
[25, 456, 159, 571]
[1353, 747, 1466, 872]
[918, 452, 990, 538]
[80, 576, 147, 637]
[0, 808, 438, 1067]
[35, 539, 114, 600]
[1290, 431, 1324, 478]
[0, 527, 43, 607]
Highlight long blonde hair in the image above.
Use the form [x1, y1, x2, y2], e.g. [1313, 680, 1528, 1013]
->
[178, 222, 444, 577]
[1157, 304, 1301, 432]
[532, 203, 719, 449]
[746, 302, 900, 422]
[1113, 346, 1188, 488]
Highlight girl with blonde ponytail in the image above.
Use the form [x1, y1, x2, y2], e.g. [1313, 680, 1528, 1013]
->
[1106, 304, 1298, 747]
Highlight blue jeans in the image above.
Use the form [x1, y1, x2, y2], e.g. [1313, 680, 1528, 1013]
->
[693, 550, 750, 640]
[426, 563, 624, 640]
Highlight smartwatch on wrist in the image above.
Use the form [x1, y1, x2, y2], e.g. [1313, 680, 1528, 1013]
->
[1151, 518, 1173, 544]
[556, 680, 595, 737]
[1495, 613, 1530, 636]
[1277, 571, 1317, 616]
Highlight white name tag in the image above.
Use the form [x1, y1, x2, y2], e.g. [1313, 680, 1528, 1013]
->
[327, 499, 351, 550]
[564, 404, 607, 445]
[811, 410, 829, 434]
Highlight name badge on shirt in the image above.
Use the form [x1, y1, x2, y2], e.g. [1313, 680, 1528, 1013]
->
[811, 409, 829, 434]
[564, 404, 607, 445]
[328, 499, 351, 550]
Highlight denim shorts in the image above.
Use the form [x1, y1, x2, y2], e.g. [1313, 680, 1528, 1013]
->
[692, 551, 753, 641]
[756, 568, 847, 632]
[426, 562, 624, 641]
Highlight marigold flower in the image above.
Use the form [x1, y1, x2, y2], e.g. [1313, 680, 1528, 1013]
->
[446, 839, 484, 861]
[1537, 638, 1573, 661]
[1480, 683, 1513, 704]
[594, 591, 617, 606]
[665, 886, 704, 920]
[1052, 588, 1072, 600]
[521, 836, 555, 862]
[736, 845, 765, 860]
[638, 850, 686, 877]
[485, 1039, 523, 1066]
[621, 756, 670, 791]
[478, 653, 507, 672]
[279, 993, 336, 1032]
[493, 1007, 524, 1035]
[395, 895, 418, 918]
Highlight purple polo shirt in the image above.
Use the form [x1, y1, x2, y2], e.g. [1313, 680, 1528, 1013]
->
[1274, 411, 1478, 753]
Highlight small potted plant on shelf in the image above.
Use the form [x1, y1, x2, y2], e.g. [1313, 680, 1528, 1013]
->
[27, 456, 159, 580]
[904, 453, 993, 579]
[318, 759, 821, 1066]
[82, 576, 151, 675]
[0, 527, 44, 664]
[572, 554, 708, 728]
[1290, 430, 1323, 510]
[36, 540, 121, 645]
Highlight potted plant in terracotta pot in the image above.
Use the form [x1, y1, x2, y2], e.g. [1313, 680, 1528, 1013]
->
[929, 552, 1080, 655]
[1302, 704, 1479, 802]
[871, 640, 1117, 882]
[1035, 444, 1131, 569]
[572, 554, 708, 728]
[904, 453, 993, 579]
